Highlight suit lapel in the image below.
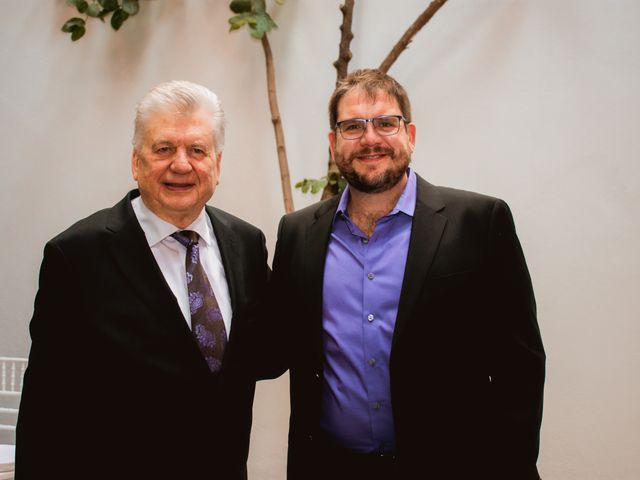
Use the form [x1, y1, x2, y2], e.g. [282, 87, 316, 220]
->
[305, 197, 340, 369]
[106, 191, 188, 331]
[392, 176, 447, 347]
[206, 206, 240, 313]
[206, 206, 248, 377]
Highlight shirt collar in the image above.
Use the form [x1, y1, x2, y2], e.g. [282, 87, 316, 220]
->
[131, 196, 213, 247]
[334, 168, 417, 221]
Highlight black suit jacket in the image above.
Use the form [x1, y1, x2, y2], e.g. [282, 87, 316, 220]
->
[267, 174, 545, 479]
[16, 190, 269, 480]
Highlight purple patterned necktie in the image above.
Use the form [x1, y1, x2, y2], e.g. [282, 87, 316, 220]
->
[172, 230, 227, 373]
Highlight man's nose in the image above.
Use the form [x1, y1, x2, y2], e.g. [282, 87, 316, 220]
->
[171, 149, 192, 172]
[360, 121, 382, 143]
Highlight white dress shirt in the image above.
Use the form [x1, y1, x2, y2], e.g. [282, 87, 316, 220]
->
[131, 196, 233, 335]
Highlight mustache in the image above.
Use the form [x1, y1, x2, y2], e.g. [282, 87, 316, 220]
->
[349, 146, 395, 161]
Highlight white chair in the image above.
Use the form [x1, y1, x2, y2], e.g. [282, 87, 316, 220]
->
[0, 445, 15, 480]
[0, 357, 27, 480]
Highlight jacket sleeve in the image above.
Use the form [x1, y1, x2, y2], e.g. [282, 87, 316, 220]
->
[486, 199, 545, 479]
[253, 215, 291, 380]
[15, 241, 80, 478]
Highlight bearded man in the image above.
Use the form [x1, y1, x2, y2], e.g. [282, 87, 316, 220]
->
[264, 69, 545, 480]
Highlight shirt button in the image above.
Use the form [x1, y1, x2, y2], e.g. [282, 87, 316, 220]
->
[373, 402, 381, 410]
[368, 358, 376, 366]
[367, 272, 375, 280]
[367, 314, 375, 322]
[362, 238, 369, 244]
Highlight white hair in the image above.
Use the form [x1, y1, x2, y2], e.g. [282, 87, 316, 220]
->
[133, 80, 225, 154]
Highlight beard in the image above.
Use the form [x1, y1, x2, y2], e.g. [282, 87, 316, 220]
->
[335, 145, 411, 194]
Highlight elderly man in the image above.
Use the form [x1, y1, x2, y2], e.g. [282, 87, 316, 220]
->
[266, 69, 545, 479]
[16, 81, 269, 479]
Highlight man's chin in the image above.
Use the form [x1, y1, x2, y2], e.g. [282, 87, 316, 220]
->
[343, 169, 405, 194]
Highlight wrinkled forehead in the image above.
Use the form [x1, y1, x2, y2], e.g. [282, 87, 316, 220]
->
[144, 108, 214, 138]
[337, 88, 401, 117]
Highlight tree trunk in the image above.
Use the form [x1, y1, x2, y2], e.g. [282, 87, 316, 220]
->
[262, 34, 294, 213]
[321, 0, 356, 200]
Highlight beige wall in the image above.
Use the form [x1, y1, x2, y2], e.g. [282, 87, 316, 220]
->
[1, 1, 639, 478]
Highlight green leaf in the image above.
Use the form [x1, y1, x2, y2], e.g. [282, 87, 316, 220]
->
[69, 0, 89, 13]
[251, 0, 266, 14]
[98, 0, 119, 13]
[310, 179, 327, 194]
[295, 177, 329, 195]
[248, 12, 276, 38]
[122, 0, 139, 15]
[110, 8, 129, 30]
[86, 2, 103, 17]
[267, 12, 278, 28]
[274, 0, 285, 4]
[294, 179, 309, 193]
[229, 0, 251, 14]
[71, 26, 86, 41]
[262, 12, 277, 29]
[61, 17, 86, 32]
[228, 12, 253, 31]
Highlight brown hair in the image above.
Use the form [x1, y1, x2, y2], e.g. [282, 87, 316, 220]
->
[328, 69, 412, 128]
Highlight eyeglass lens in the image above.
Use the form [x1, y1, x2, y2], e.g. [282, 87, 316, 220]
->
[339, 116, 402, 139]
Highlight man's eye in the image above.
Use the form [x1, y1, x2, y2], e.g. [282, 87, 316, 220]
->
[344, 122, 363, 131]
[155, 146, 173, 154]
[191, 147, 207, 156]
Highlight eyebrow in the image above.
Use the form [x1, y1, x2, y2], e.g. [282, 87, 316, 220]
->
[151, 140, 175, 149]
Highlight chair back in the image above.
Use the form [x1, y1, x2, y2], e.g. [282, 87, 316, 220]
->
[0, 357, 27, 445]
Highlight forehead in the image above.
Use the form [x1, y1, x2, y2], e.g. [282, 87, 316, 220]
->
[337, 88, 401, 119]
[144, 108, 214, 143]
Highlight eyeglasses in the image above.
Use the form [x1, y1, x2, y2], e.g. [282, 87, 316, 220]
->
[335, 115, 407, 140]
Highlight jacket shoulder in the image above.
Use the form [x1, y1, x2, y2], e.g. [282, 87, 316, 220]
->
[48, 206, 114, 248]
[206, 205, 264, 238]
[280, 195, 339, 227]
[438, 186, 503, 207]
[47, 192, 136, 248]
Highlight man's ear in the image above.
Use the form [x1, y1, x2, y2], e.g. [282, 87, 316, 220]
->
[215, 152, 222, 185]
[131, 150, 139, 181]
[328, 130, 337, 161]
[407, 122, 416, 152]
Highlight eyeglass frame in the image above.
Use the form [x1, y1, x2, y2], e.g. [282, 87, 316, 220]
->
[334, 115, 408, 140]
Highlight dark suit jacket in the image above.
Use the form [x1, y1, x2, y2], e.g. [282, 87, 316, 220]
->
[16, 190, 269, 480]
[267, 174, 545, 479]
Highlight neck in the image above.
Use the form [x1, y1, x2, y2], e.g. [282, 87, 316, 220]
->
[347, 175, 407, 237]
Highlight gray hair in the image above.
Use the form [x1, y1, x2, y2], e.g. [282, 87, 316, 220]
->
[133, 80, 226, 154]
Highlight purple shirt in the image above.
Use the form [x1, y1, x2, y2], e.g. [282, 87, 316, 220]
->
[320, 169, 416, 454]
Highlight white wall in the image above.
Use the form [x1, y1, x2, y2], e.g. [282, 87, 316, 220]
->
[1, 1, 639, 478]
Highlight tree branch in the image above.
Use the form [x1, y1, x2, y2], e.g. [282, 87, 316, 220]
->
[321, 0, 356, 200]
[262, 34, 294, 213]
[333, 0, 356, 84]
[378, 0, 449, 73]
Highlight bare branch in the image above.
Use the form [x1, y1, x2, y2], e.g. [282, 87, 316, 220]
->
[378, 0, 449, 73]
[262, 34, 294, 213]
[333, 0, 356, 84]
[321, 1, 356, 200]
